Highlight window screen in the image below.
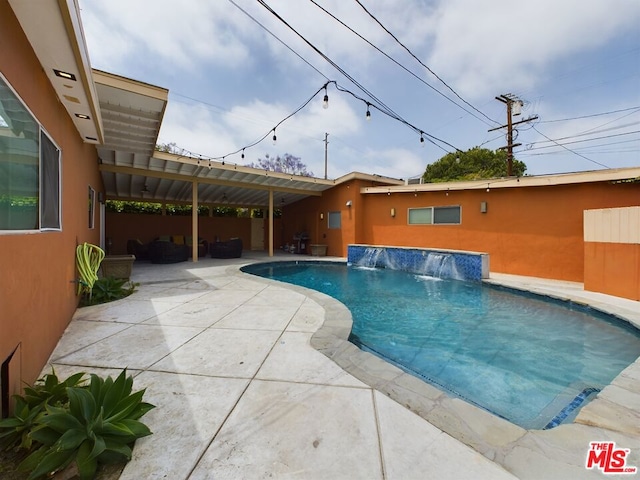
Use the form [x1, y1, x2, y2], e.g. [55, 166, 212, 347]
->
[328, 211, 341, 229]
[408, 206, 461, 225]
[408, 208, 432, 224]
[40, 130, 61, 230]
[434, 206, 461, 224]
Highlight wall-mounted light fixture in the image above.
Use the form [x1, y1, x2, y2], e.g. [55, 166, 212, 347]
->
[346, 200, 352, 207]
[480, 201, 488, 213]
[319, 212, 324, 220]
[390, 208, 396, 217]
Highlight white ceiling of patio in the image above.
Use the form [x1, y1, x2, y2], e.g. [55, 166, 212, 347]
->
[93, 70, 335, 207]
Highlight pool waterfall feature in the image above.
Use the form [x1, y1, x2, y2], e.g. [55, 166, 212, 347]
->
[347, 244, 489, 281]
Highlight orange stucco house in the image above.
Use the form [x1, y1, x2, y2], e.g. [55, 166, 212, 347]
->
[1, 0, 638, 416]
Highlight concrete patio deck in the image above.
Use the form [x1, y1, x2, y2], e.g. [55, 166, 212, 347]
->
[44, 252, 640, 479]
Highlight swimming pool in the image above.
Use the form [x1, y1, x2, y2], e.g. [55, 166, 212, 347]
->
[242, 261, 640, 430]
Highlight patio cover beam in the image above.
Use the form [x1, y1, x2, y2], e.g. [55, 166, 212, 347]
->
[99, 164, 324, 196]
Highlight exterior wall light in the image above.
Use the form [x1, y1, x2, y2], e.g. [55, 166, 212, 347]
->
[390, 208, 396, 217]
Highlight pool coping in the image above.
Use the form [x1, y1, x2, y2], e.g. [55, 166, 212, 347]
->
[237, 259, 640, 479]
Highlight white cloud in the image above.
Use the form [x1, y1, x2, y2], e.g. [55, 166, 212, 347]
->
[427, 0, 640, 99]
[350, 147, 426, 179]
[82, 0, 640, 178]
[157, 92, 363, 176]
[80, 0, 250, 72]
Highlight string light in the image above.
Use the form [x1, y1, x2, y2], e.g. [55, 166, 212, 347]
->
[160, 80, 461, 167]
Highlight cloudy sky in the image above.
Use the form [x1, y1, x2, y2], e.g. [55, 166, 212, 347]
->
[79, 0, 640, 180]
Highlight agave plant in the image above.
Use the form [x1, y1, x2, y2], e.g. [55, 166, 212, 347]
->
[0, 370, 86, 451]
[0, 396, 43, 451]
[17, 369, 154, 480]
[22, 370, 86, 409]
[82, 277, 137, 306]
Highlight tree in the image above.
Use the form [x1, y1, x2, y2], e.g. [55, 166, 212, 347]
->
[422, 147, 527, 183]
[246, 153, 314, 177]
[155, 142, 185, 155]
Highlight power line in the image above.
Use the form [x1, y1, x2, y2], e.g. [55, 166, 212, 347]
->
[525, 127, 640, 149]
[540, 106, 640, 123]
[163, 79, 461, 166]
[307, 0, 494, 127]
[352, 0, 499, 126]
[256, 0, 400, 120]
[531, 126, 610, 169]
[227, 0, 329, 80]
[255, 0, 460, 152]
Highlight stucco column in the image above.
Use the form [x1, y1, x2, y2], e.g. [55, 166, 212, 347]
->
[192, 181, 198, 262]
[269, 190, 274, 257]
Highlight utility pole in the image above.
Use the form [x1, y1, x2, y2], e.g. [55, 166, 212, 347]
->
[489, 94, 538, 176]
[324, 132, 329, 179]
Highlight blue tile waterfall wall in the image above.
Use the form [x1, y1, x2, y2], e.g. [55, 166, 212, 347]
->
[347, 244, 489, 281]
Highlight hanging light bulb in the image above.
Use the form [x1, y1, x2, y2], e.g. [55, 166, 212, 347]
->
[241, 148, 245, 159]
[322, 87, 329, 109]
[272, 129, 277, 145]
[208, 160, 212, 170]
[222, 156, 225, 166]
[420, 132, 425, 147]
[365, 103, 371, 121]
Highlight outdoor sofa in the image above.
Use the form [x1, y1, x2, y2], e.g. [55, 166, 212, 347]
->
[210, 238, 243, 258]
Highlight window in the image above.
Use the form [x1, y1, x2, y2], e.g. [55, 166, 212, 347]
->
[0, 74, 61, 231]
[328, 211, 341, 229]
[408, 206, 461, 225]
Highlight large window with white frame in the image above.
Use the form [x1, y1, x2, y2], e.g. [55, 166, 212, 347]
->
[0, 74, 61, 231]
[408, 205, 461, 225]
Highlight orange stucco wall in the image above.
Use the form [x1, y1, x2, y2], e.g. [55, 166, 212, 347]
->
[287, 179, 638, 282]
[282, 178, 380, 256]
[0, 2, 103, 398]
[584, 242, 640, 301]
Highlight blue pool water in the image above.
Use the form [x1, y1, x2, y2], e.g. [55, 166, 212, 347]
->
[241, 261, 640, 430]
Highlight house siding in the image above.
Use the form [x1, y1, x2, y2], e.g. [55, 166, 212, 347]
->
[0, 1, 103, 398]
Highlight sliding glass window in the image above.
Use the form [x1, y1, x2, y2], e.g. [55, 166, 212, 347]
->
[0, 74, 61, 231]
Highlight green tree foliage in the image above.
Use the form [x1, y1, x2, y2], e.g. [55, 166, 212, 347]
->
[422, 147, 527, 183]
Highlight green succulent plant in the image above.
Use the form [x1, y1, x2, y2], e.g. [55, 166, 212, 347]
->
[0, 369, 155, 480]
[0, 396, 43, 451]
[0, 370, 86, 451]
[80, 277, 137, 306]
[22, 370, 86, 409]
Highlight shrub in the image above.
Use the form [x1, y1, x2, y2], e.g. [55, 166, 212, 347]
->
[81, 277, 137, 307]
[0, 369, 154, 480]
